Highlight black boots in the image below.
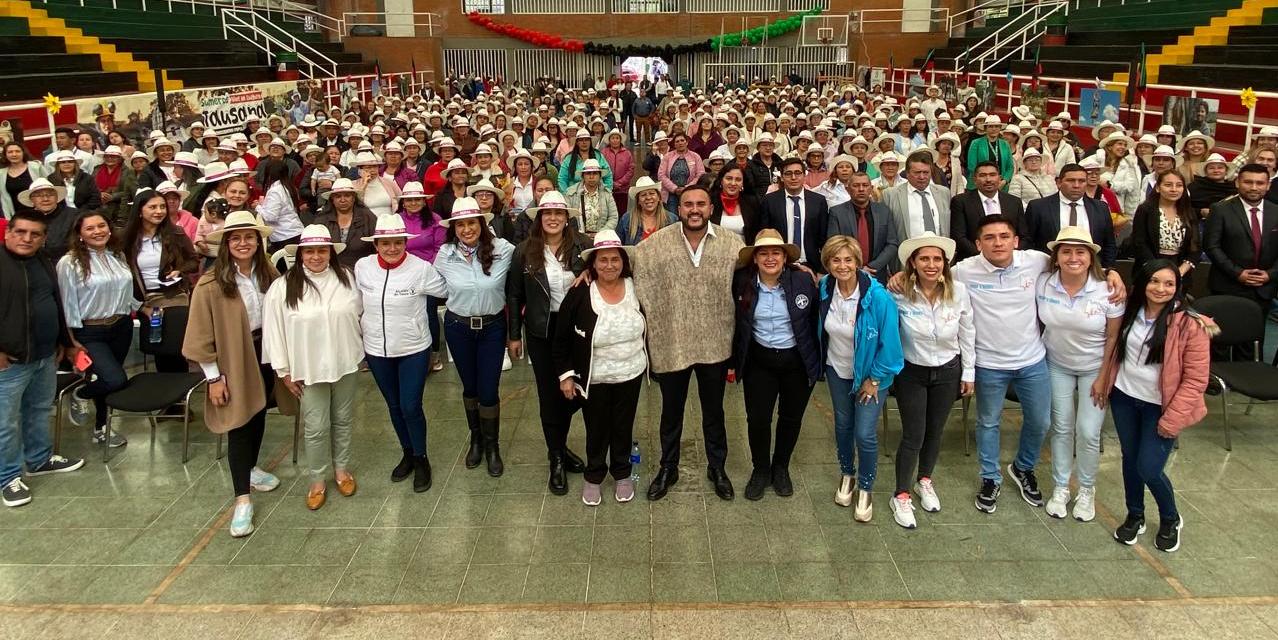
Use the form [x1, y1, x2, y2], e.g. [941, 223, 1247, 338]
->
[464, 397, 482, 469]
[391, 450, 413, 483]
[412, 455, 432, 493]
[479, 404, 504, 477]
[548, 451, 568, 495]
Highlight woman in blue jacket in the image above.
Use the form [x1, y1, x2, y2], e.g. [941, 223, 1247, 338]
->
[730, 229, 821, 501]
[818, 235, 904, 523]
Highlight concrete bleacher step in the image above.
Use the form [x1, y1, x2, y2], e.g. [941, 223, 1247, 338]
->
[1192, 43, 1278, 62]
[1158, 62, 1278, 88]
[0, 70, 138, 101]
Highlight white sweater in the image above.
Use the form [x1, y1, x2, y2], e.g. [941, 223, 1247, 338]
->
[354, 254, 448, 358]
[262, 266, 364, 384]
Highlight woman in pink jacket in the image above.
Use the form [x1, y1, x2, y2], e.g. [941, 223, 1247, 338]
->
[1100, 258, 1214, 553]
[601, 128, 634, 217]
[657, 132, 704, 214]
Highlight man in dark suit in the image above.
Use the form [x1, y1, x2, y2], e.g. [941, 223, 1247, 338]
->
[1204, 163, 1278, 306]
[950, 161, 1027, 261]
[1024, 163, 1118, 267]
[762, 157, 829, 271]
[827, 172, 898, 281]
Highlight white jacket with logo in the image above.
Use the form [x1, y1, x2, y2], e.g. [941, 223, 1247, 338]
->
[354, 254, 448, 358]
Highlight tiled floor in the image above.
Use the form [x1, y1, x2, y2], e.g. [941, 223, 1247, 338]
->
[3, 350, 1278, 638]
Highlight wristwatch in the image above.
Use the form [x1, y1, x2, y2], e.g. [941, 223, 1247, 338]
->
[206, 375, 225, 384]
[866, 378, 879, 387]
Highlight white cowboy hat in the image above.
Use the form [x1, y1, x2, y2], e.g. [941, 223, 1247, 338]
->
[196, 161, 234, 183]
[1021, 148, 1042, 160]
[1176, 130, 1215, 153]
[930, 132, 961, 152]
[983, 114, 1003, 127]
[580, 229, 635, 260]
[47, 150, 81, 166]
[507, 148, 539, 170]
[1099, 131, 1136, 149]
[526, 190, 581, 218]
[472, 142, 495, 156]
[1047, 225, 1100, 254]
[828, 154, 858, 170]
[155, 180, 188, 200]
[466, 178, 505, 202]
[871, 150, 901, 166]
[16, 178, 66, 207]
[101, 145, 124, 158]
[443, 158, 469, 175]
[206, 210, 273, 243]
[172, 151, 200, 169]
[628, 175, 662, 198]
[1153, 145, 1177, 159]
[580, 158, 604, 173]
[353, 152, 383, 167]
[361, 213, 418, 242]
[736, 228, 800, 268]
[397, 181, 429, 200]
[228, 159, 252, 175]
[328, 177, 358, 195]
[898, 231, 957, 266]
[441, 196, 493, 227]
[285, 224, 347, 256]
[1204, 152, 1229, 167]
[1090, 119, 1120, 141]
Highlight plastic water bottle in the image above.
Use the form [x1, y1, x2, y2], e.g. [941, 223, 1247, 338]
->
[148, 308, 164, 344]
[629, 441, 641, 483]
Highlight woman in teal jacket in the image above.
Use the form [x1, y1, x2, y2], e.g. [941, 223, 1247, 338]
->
[817, 235, 904, 523]
[557, 130, 613, 194]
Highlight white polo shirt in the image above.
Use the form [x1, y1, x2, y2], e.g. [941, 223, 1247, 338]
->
[892, 281, 976, 382]
[953, 249, 1050, 370]
[1036, 272, 1125, 372]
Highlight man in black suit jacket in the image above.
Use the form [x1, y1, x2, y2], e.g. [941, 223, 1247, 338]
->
[950, 161, 1027, 261]
[1024, 164, 1117, 267]
[1204, 164, 1278, 305]
[761, 157, 829, 271]
[827, 172, 899, 281]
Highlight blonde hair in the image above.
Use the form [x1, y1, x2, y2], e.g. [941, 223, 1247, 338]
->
[901, 245, 955, 303]
[820, 235, 863, 272]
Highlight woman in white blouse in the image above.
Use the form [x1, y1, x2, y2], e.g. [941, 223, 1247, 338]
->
[502, 149, 539, 220]
[888, 233, 974, 529]
[553, 230, 647, 506]
[58, 212, 140, 447]
[352, 151, 401, 218]
[505, 191, 592, 495]
[256, 158, 305, 252]
[263, 224, 364, 511]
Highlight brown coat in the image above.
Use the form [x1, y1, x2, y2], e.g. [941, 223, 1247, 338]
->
[182, 268, 296, 434]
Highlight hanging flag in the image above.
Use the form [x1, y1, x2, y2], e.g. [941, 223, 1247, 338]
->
[1030, 45, 1043, 90]
[411, 56, 419, 95]
[371, 58, 383, 97]
[1130, 42, 1147, 102]
[888, 51, 895, 82]
[1005, 69, 1014, 89]
[922, 48, 936, 72]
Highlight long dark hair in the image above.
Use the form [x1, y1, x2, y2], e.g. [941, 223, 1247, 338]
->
[284, 245, 352, 309]
[66, 212, 124, 282]
[1115, 258, 1183, 365]
[445, 219, 497, 275]
[524, 208, 584, 274]
[562, 138, 597, 183]
[212, 227, 275, 297]
[710, 164, 755, 200]
[123, 190, 189, 266]
[1143, 169, 1200, 253]
[261, 159, 300, 207]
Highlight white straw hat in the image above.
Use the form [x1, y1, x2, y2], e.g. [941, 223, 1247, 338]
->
[361, 213, 418, 242]
[285, 224, 347, 256]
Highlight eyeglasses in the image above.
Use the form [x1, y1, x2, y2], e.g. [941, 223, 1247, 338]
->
[781, 171, 805, 177]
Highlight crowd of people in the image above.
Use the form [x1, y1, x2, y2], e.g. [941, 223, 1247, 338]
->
[5, 73, 1276, 557]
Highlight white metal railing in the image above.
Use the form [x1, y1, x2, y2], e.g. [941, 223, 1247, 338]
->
[221, 7, 339, 78]
[610, 0, 680, 12]
[262, 0, 343, 38]
[946, 0, 1020, 36]
[343, 12, 442, 37]
[787, 0, 828, 10]
[462, 0, 506, 12]
[856, 7, 951, 33]
[687, 0, 779, 12]
[954, 0, 1067, 74]
[509, 0, 606, 13]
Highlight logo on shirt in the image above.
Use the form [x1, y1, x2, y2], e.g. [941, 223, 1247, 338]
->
[794, 294, 810, 309]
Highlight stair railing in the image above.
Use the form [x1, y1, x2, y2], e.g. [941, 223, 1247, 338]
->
[947, 0, 1024, 37]
[954, 0, 1069, 74]
[221, 6, 340, 78]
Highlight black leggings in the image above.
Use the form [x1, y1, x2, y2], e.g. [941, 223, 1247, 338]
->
[227, 346, 274, 497]
[525, 314, 577, 456]
[893, 357, 961, 495]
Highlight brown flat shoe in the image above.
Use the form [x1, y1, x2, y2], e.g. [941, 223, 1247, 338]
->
[336, 474, 357, 497]
[306, 488, 326, 511]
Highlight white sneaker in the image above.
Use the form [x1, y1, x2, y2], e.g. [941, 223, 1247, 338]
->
[854, 489, 874, 522]
[1073, 486, 1096, 522]
[914, 477, 941, 513]
[834, 475, 854, 507]
[68, 389, 92, 428]
[229, 501, 254, 537]
[1045, 487, 1070, 519]
[891, 493, 917, 529]
[249, 467, 280, 492]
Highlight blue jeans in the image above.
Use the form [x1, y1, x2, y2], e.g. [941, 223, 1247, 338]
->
[366, 350, 430, 456]
[72, 317, 133, 428]
[826, 365, 886, 491]
[1047, 362, 1105, 489]
[974, 358, 1051, 483]
[1109, 388, 1179, 522]
[0, 356, 56, 486]
[443, 314, 506, 406]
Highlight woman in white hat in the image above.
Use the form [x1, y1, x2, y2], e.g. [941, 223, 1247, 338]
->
[351, 151, 401, 219]
[503, 148, 539, 218]
[138, 138, 178, 190]
[1008, 148, 1058, 207]
[122, 188, 199, 372]
[263, 224, 363, 511]
[1044, 121, 1077, 172]
[1, 141, 48, 219]
[183, 210, 286, 537]
[617, 176, 675, 245]
[16, 178, 74, 257]
[467, 143, 507, 189]
[869, 151, 905, 195]
[1037, 226, 1125, 523]
[91, 145, 129, 226]
[395, 182, 448, 372]
[431, 158, 471, 220]
[57, 210, 140, 447]
[507, 190, 591, 494]
[552, 229, 646, 506]
[887, 232, 973, 529]
[47, 150, 100, 212]
[1187, 153, 1234, 215]
[155, 180, 197, 242]
[1175, 130, 1215, 182]
[314, 178, 378, 268]
[1098, 132, 1143, 219]
[435, 196, 516, 477]
[380, 141, 414, 189]
[354, 213, 449, 493]
[564, 158, 618, 237]
[729, 229, 820, 502]
[602, 128, 634, 216]
[194, 130, 221, 166]
[469, 178, 515, 240]
[558, 129, 613, 195]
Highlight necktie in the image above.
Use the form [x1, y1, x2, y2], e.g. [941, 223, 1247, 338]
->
[1251, 206, 1263, 266]
[984, 197, 997, 216]
[1068, 201, 1079, 227]
[790, 195, 803, 253]
[917, 189, 936, 233]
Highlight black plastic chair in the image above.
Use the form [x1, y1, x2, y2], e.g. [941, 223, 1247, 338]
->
[52, 371, 85, 454]
[102, 306, 205, 462]
[1192, 295, 1278, 451]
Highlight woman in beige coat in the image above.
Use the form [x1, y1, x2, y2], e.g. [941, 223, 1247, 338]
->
[183, 210, 293, 538]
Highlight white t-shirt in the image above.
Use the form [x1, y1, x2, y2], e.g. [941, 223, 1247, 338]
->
[1036, 272, 1125, 372]
[589, 280, 646, 385]
[952, 249, 1050, 370]
[824, 282, 860, 380]
[1115, 309, 1162, 404]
